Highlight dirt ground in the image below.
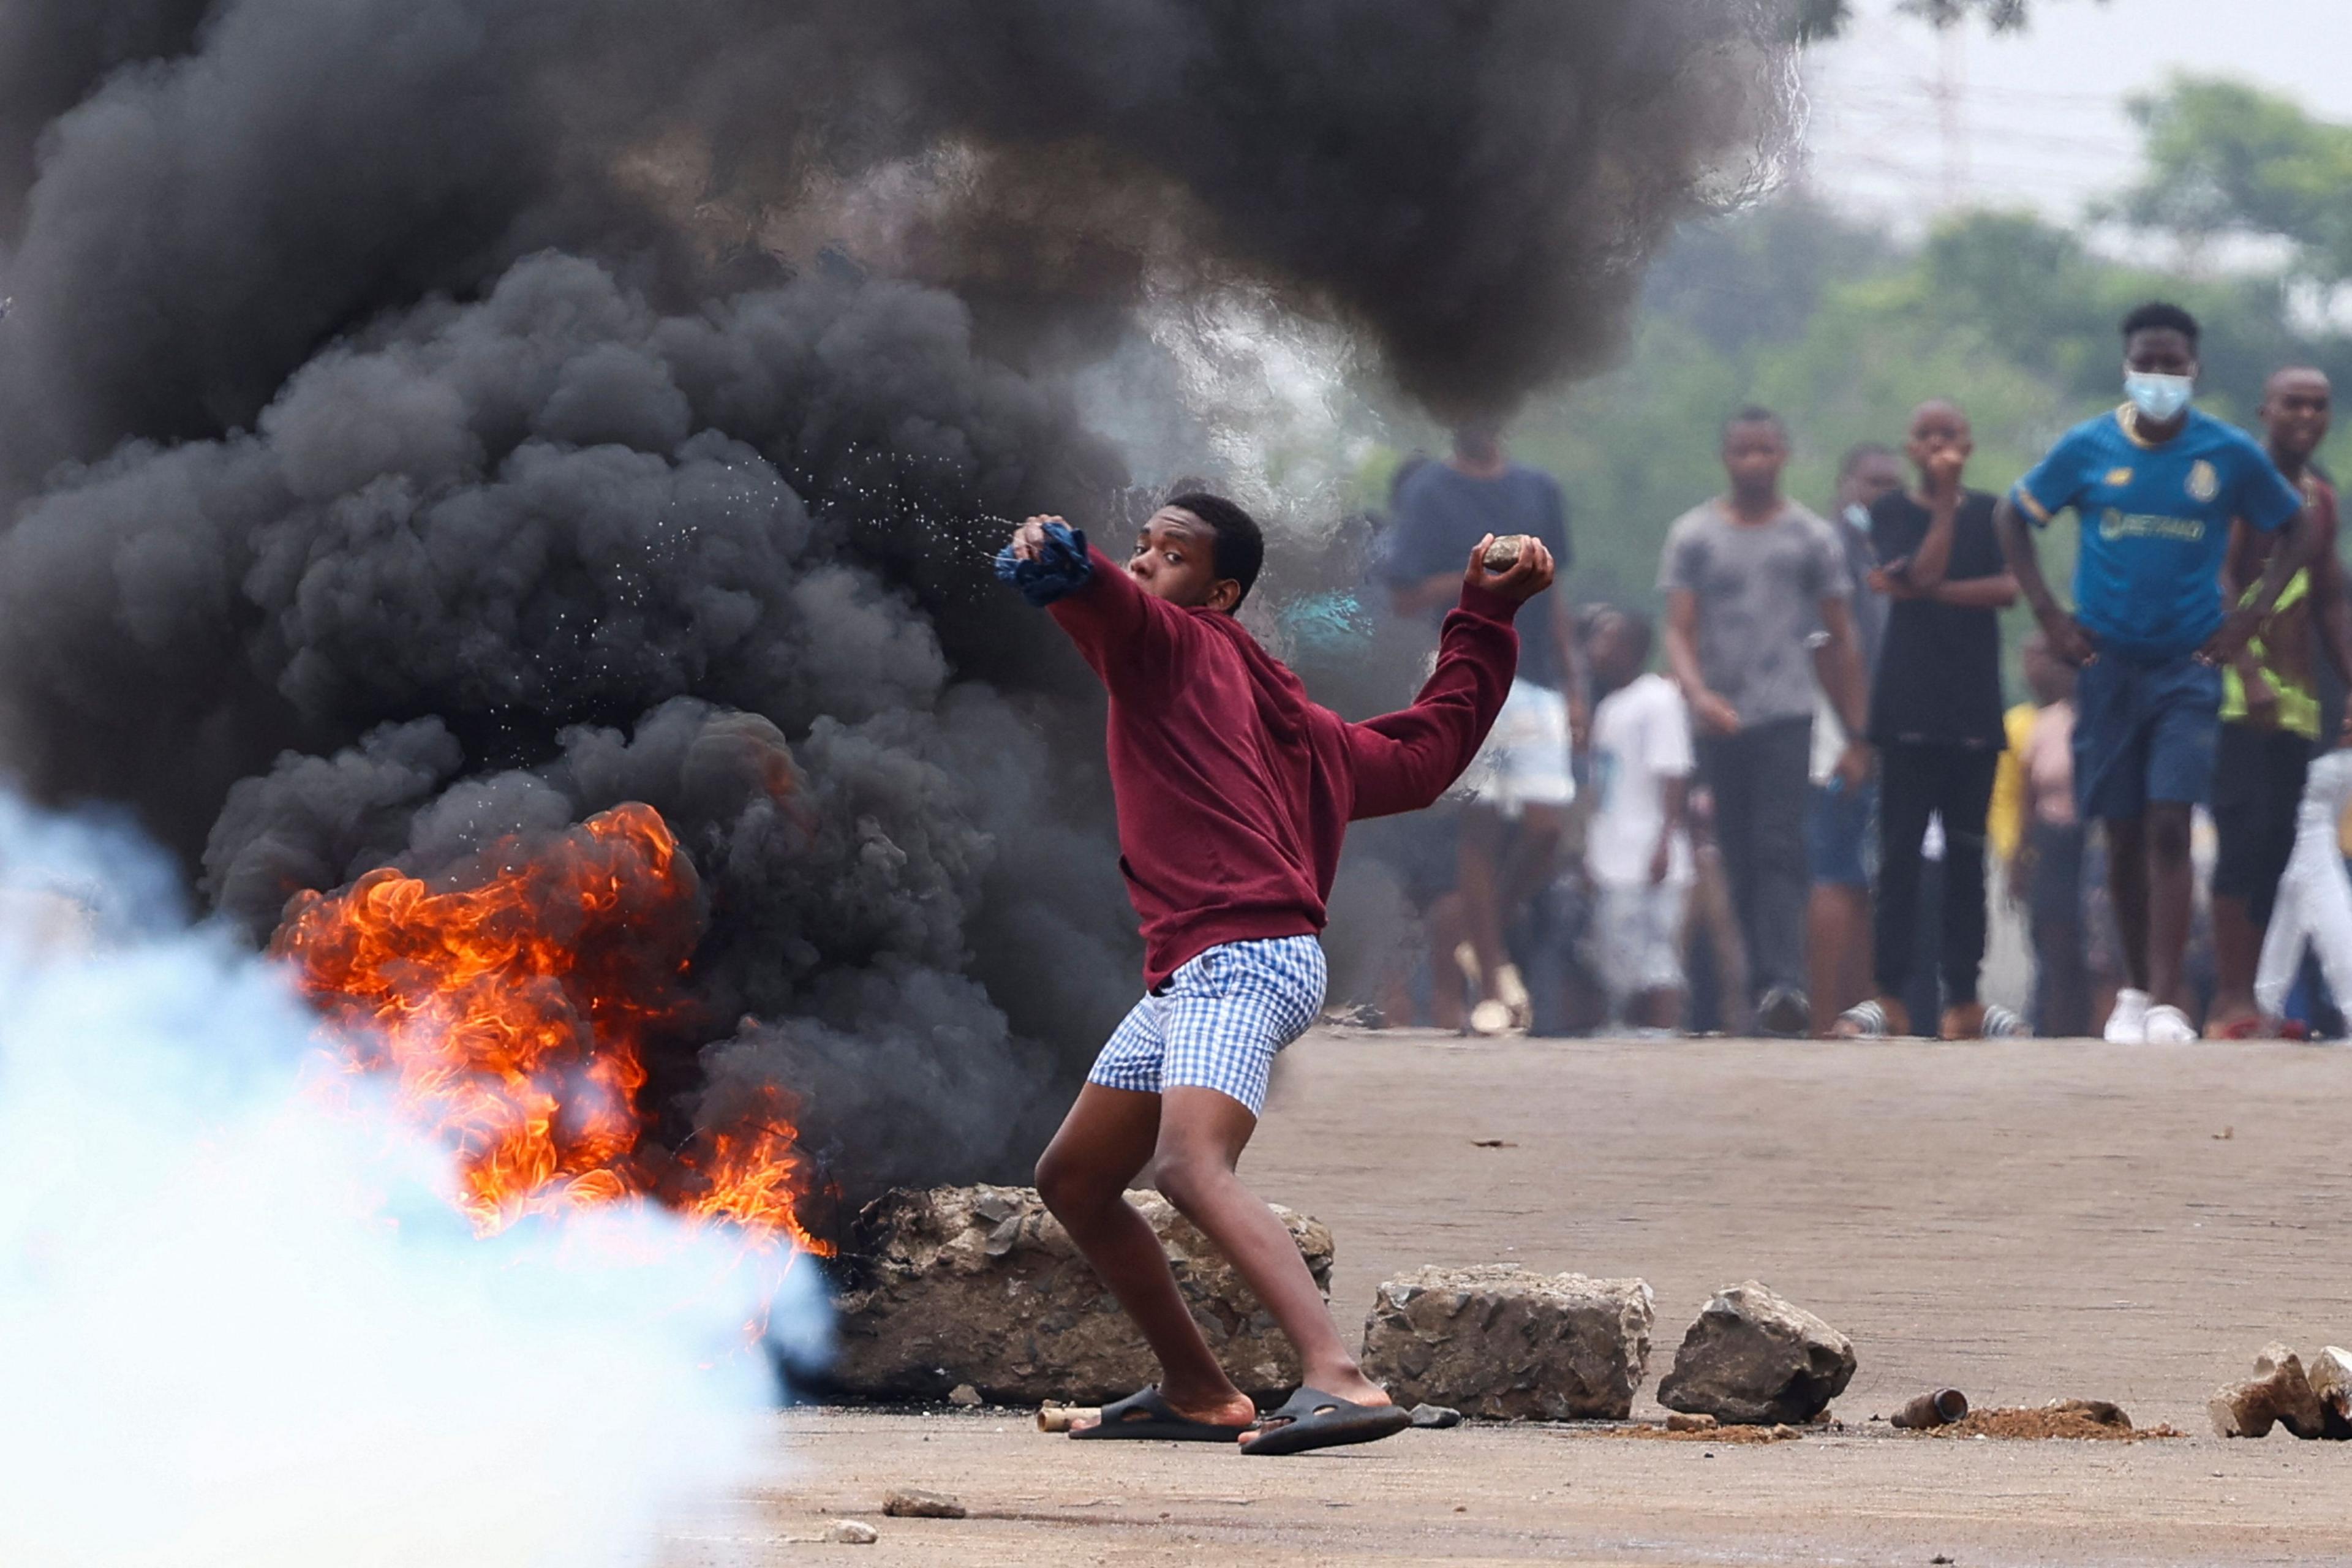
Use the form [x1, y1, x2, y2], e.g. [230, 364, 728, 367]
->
[671, 1030, 2352, 1566]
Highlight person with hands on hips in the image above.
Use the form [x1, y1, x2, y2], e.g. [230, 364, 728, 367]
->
[1994, 302, 2312, 1044]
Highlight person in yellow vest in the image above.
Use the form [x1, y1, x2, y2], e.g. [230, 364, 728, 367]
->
[2208, 368, 2352, 1038]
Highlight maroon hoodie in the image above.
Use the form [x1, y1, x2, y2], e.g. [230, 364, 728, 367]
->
[1049, 546, 1521, 987]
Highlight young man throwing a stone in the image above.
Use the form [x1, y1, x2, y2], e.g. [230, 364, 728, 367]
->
[1996, 303, 2312, 1044]
[1001, 496, 1552, 1453]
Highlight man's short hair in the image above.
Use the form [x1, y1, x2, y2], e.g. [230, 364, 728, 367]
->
[1723, 404, 1788, 442]
[2121, 300, 2201, 349]
[1838, 440, 1896, 478]
[1165, 491, 1265, 607]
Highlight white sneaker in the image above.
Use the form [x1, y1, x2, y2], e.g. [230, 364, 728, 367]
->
[1468, 998, 1517, 1036]
[2103, 988, 2151, 1045]
[2143, 1004, 2199, 1044]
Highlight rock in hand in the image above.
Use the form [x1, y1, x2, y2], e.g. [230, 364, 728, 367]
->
[1482, 534, 1530, 572]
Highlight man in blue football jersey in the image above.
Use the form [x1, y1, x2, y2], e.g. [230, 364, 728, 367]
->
[1996, 302, 2311, 1044]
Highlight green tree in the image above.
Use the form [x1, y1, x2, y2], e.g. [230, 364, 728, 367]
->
[2116, 77, 2352, 283]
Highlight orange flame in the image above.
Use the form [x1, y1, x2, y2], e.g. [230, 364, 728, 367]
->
[270, 802, 832, 1257]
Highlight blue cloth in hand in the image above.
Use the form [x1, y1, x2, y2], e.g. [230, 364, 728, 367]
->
[994, 520, 1095, 608]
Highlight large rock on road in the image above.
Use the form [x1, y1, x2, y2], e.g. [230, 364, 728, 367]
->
[1657, 1280, 1856, 1425]
[829, 1183, 1331, 1404]
[1358, 1265, 1654, 1420]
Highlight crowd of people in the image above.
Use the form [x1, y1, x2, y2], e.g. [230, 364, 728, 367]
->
[1366, 300, 2352, 1042]
[989, 298, 2335, 1457]
[988, 300, 2335, 1459]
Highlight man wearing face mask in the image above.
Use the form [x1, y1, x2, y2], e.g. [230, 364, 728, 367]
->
[1996, 303, 2312, 1043]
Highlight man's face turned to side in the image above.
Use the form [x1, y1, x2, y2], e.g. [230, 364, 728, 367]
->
[1126, 507, 1240, 611]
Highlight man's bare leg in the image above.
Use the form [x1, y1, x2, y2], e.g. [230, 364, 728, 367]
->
[1460, 804, 1562, 1015]
[2106, 816, 2152, 993]
[2209, 891, 2263, 1030]
[1144, 1085, 1389, 1447]
[1457, 805, 1512, 1004]
[2144, 801, 2197, 1011]
[1806, 883, 1870, 1035]
[1498, 802, 1566, 913]
[1035, 1085, 1253, 1430]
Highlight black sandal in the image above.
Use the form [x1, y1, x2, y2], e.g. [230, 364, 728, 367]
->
[1068, 1386, 1254, 1442]
[1238, 1387, 1412, 1457]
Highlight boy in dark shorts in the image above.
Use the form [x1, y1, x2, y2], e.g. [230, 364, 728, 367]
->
[1001, 496, 1552, 1454]
[1996, 303, 2311, 1043]
[1834, 401, 2021, 1038]
[2207, 368, 2352, 1036]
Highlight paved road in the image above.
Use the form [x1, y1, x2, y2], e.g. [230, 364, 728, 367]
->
[677, 1030, 2352, 1566]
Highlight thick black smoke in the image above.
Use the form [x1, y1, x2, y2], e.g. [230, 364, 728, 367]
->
[0, 0, 1796, 1209]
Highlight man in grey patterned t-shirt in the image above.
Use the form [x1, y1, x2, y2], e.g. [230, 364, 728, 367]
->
[1659, 407, 1872, 1036]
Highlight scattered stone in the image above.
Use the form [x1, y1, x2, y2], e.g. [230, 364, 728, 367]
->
[2308, 1347, 2352, 1439]
[1767, 1424, 1802, 1441]
[883, 1489, 967, 1519]
[1358, 1265, 1653, 1420]
[824, 1520, 879, 1545]
[831, 1184, 1331, 1404]
[2049, 1398, 2128, 1427]
[946, 1384, 982, 1408]
[2210, 1343, 2330, 1440]
[1664, 1412, 1717, 1433]
[1409, 1403, 1464, 1429]
[1656, 1281, 1856, 1426]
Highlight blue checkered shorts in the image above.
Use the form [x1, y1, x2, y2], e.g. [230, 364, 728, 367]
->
[1087, 936, 1329, 1116]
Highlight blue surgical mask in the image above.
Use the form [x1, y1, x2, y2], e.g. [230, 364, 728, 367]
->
[2125, 371, 2193, 423]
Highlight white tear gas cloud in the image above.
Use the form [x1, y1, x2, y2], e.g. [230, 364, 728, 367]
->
[0, 0, 1801, 1213]
[0, 795, 799, 1568]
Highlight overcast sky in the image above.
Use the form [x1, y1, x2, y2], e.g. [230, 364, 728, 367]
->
[1803, 0, 2352, 227]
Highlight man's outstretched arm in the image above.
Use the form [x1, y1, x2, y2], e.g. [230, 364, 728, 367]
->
[998, 513, 1178, 681]
[1347, 538, 1554, 820]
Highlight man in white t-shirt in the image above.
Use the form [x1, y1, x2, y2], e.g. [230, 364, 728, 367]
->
[1583, 608, 1695, 1031]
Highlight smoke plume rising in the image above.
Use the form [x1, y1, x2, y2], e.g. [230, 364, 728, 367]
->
[0, 1, 1798, 1210]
